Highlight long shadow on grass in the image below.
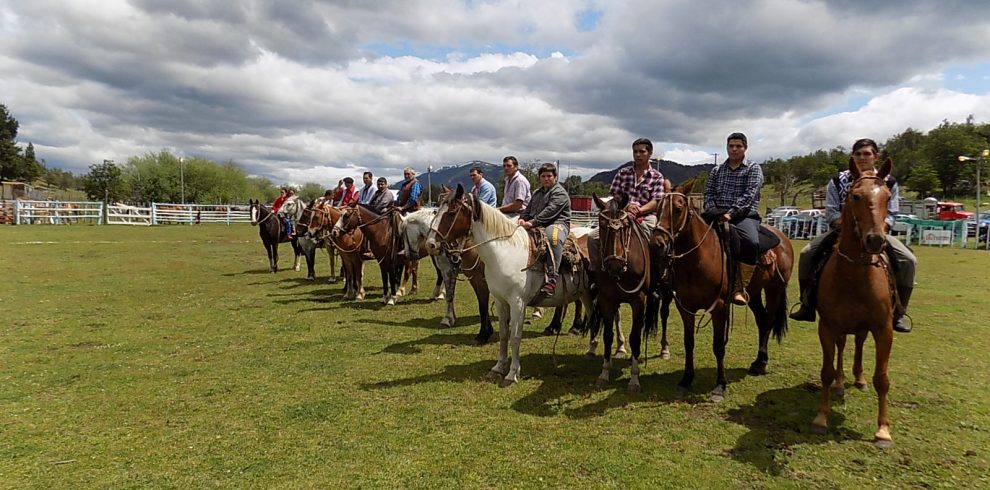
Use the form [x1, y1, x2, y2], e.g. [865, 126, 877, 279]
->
[378, 330, 543, 354]
[722, 382, 864, 476]
[221, 269, 273, 276]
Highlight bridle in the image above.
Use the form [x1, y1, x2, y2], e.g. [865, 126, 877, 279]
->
[598, 206, 649, 294]
[654, 192, 716, 260]
[836, 175, 889, 264]
[431, 194, 520, 255]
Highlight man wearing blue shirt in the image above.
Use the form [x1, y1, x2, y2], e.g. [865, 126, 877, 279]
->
[358, 171, 375, 204]
[469, 166, 498, 207]
[395, 167, 422, 215]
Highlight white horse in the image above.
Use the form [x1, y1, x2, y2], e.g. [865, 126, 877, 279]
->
[401, 208, 447, 301]
[426, 185, 594, 387]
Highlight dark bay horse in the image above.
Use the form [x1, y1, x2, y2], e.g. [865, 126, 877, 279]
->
[590, 192, 652, 392]
[249, 199, 304, 273]
[812, 158, 897, 448]
[298, 199, 343, 283]
[653, 181, 793, 402]
[334, 204, 406, 305]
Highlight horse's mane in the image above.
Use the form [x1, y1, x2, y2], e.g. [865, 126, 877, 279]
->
[404, 207, 435, 226]
[476, 201, 528, 248]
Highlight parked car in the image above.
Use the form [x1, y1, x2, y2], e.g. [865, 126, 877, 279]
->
[796, 209, 823, 220]
[937, 202, 974, 221]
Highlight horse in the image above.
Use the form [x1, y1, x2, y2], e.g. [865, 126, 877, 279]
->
[811, 158, 897, 448]
[403, 207, 497, 344]
[334, 204, 406, 305]
[305, 200, 366, 300]
[652, 180, 793, 401]
[588, 192, 654, 392]
[425, 184, 594, 387]
[297, 200, 344, 283]
[249, 199, 305, 273]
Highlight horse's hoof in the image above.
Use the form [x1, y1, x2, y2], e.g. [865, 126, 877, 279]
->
[440, 319, 453, 328]
[396, 289, 405, 297]
[306, 276, 315, 281]
[596, 377, 609, 390]
[386, 298, 396, 306]
[854, 382, 868, 392]
[542, 326, 559, 336]
[660, 348, 671, 360]
[532, 309, 543, 320]
[485, 370, 502, 382]
[433, 293, 445, 301]
[873, 438, 893, 449]
[328, 277, 338, 284]
[499, 378, 517, 388]
[810, 423, 828, 435]
[568, 327, 581, 336]
[410, 288, 418, 296]
[614, 349, 627, 359]
[584, 351, 597, 359]
[831, 387, 846, 398]
[628, 383, 641, 394]
[473, 336, 492, 346]
[710, 392, 725, 403]
[748, 362, 768, 376]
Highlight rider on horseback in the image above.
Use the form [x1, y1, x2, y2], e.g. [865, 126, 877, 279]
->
[277, 187, 299, 239]
[790, 138, 917, 332]
[518, 163, 571, 297]
[702, 132, 765, 306]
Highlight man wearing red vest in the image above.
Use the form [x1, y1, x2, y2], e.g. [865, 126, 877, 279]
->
[395, 167, 422, 215]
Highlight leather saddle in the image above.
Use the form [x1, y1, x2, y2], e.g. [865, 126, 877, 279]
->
[524, 228, 587, 273]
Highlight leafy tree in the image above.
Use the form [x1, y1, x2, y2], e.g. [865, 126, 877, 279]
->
[83, 160, 128, 203]
[923, 120, 984, 196]
[882, 128, 925, 182]
[298, 182, 325, 202]
[905, 163, 941, 199]
[0, 104, 42, 184]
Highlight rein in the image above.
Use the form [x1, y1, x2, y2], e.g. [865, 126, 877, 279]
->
[432, 197, 521, 254]
[599, 209, 649, 294]
[836, 175, 889, 264]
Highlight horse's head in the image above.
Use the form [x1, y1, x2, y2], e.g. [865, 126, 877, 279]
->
[653, 180, 696, 257]
[594, 192, 637, 278]
[249, 199, 262, 225]
[844, 157, 893, 254]
[402, 208, 435, 261]
[332, 204, 361, 239]
[426, 183, 475, 255]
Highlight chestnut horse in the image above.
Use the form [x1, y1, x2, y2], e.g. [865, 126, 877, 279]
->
[305, 200, 366, 300]
[812, 158, 897, 448]
[590, 192, 652, 392]
[653, 181, 793, 401]
[334, 204, 406, 305]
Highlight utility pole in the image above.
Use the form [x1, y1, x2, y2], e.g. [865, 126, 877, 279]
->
[712, 153, 719, 165]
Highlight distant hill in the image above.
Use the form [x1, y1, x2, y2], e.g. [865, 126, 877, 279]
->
[588, 160, 714, 186]
[391, 160, 500, 190]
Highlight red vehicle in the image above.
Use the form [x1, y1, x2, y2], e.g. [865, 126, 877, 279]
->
[936, 202, 974, 221]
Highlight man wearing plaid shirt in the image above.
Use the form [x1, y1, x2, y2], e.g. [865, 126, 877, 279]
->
[703, 132, 764, 305]
[588, 137, 665, 272]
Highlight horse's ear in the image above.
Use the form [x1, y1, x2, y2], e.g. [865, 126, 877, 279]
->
[848, 156, 860, 179]
[682, 179, 695, 195]
[472, 192, 482, 221]
[592, 193, 606, 210]
[616, 192, 630, 210]
[442, 184, 451, 193]
[878, 157, 892, 179]
[663, 179, 672, 193]
[455, 183, 464, 200]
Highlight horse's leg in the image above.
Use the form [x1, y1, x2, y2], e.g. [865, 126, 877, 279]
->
[832, 334, 847, 398]
[660, 289, 672, 359]
[748, 296, 770, 375]
[397, 263, 408, 297]
[438, 256, 457, 328]
[853, 330, 868, 390]
[409, 260, 419, 295]
[614, 311, 627, 358]
[271, 241, 280, 273]
[327, 245, 338, 283]
[501, 297, 526, 388]
[472, 274, 493, 345]
[872, 326, 894, 447]
[627, 296, 646, 393]
[597, 296, 617, 389]
[569, 299, 584, 335]
[379, 264, 390, 304]
[355, 259, 365, 300]
[710, 305, 729, 402]
[265, 240, 277, 273]
[487, 300, 511, 381]
[544, 304, 565, 336]
[304, 242, 316, 281]
[812, 322, 837, 434]
[292, 240, 301, 272]
[341, 257, 353, 299]
[678, 310, 696, 390]
[431, 256, 444, 300]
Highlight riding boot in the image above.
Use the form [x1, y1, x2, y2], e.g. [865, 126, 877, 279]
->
[731, 263, 756, 306]
[789, 277, 818, 322]
[893, 286, 913, 333]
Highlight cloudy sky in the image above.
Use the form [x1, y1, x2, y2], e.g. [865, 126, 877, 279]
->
[3, 0, 990, 185]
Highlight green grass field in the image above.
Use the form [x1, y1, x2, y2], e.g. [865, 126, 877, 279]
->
[2, 224, 989, 488]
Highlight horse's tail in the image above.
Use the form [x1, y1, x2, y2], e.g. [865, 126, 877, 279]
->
[771, 285, 789, 343]
[578, 296, 601, 337]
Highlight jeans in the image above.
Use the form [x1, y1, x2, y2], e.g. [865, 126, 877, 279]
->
[545, 223, 569, 278]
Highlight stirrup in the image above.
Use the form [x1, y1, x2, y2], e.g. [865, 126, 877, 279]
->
[789, 303, 816, 322]
[731, 290, 749, 306]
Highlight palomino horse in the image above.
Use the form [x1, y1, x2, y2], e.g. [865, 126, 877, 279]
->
[653, 181, 793, 401]
[812, 158, 897, 448]
[590, 192, 653, 392]
[425, 184, 594, 387]
[249, 199, 304, 273]
[306, 200, 366, 300]
[404, 208, 499, 343]
[334, 204, 406, 305]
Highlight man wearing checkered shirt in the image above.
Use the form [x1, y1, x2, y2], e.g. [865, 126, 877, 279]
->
[588, 138, 665, 273]
[703, 132, 764, 305]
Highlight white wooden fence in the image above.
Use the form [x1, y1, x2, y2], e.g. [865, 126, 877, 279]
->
[12, 200, 251, 225]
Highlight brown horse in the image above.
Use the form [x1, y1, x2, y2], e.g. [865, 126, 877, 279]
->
[334, 204, 406, 305]
[306, 200, 366, 300]
[589, 192, 654, 391]
[653, 181, 793, 401]
[812, 158, 896, 448]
